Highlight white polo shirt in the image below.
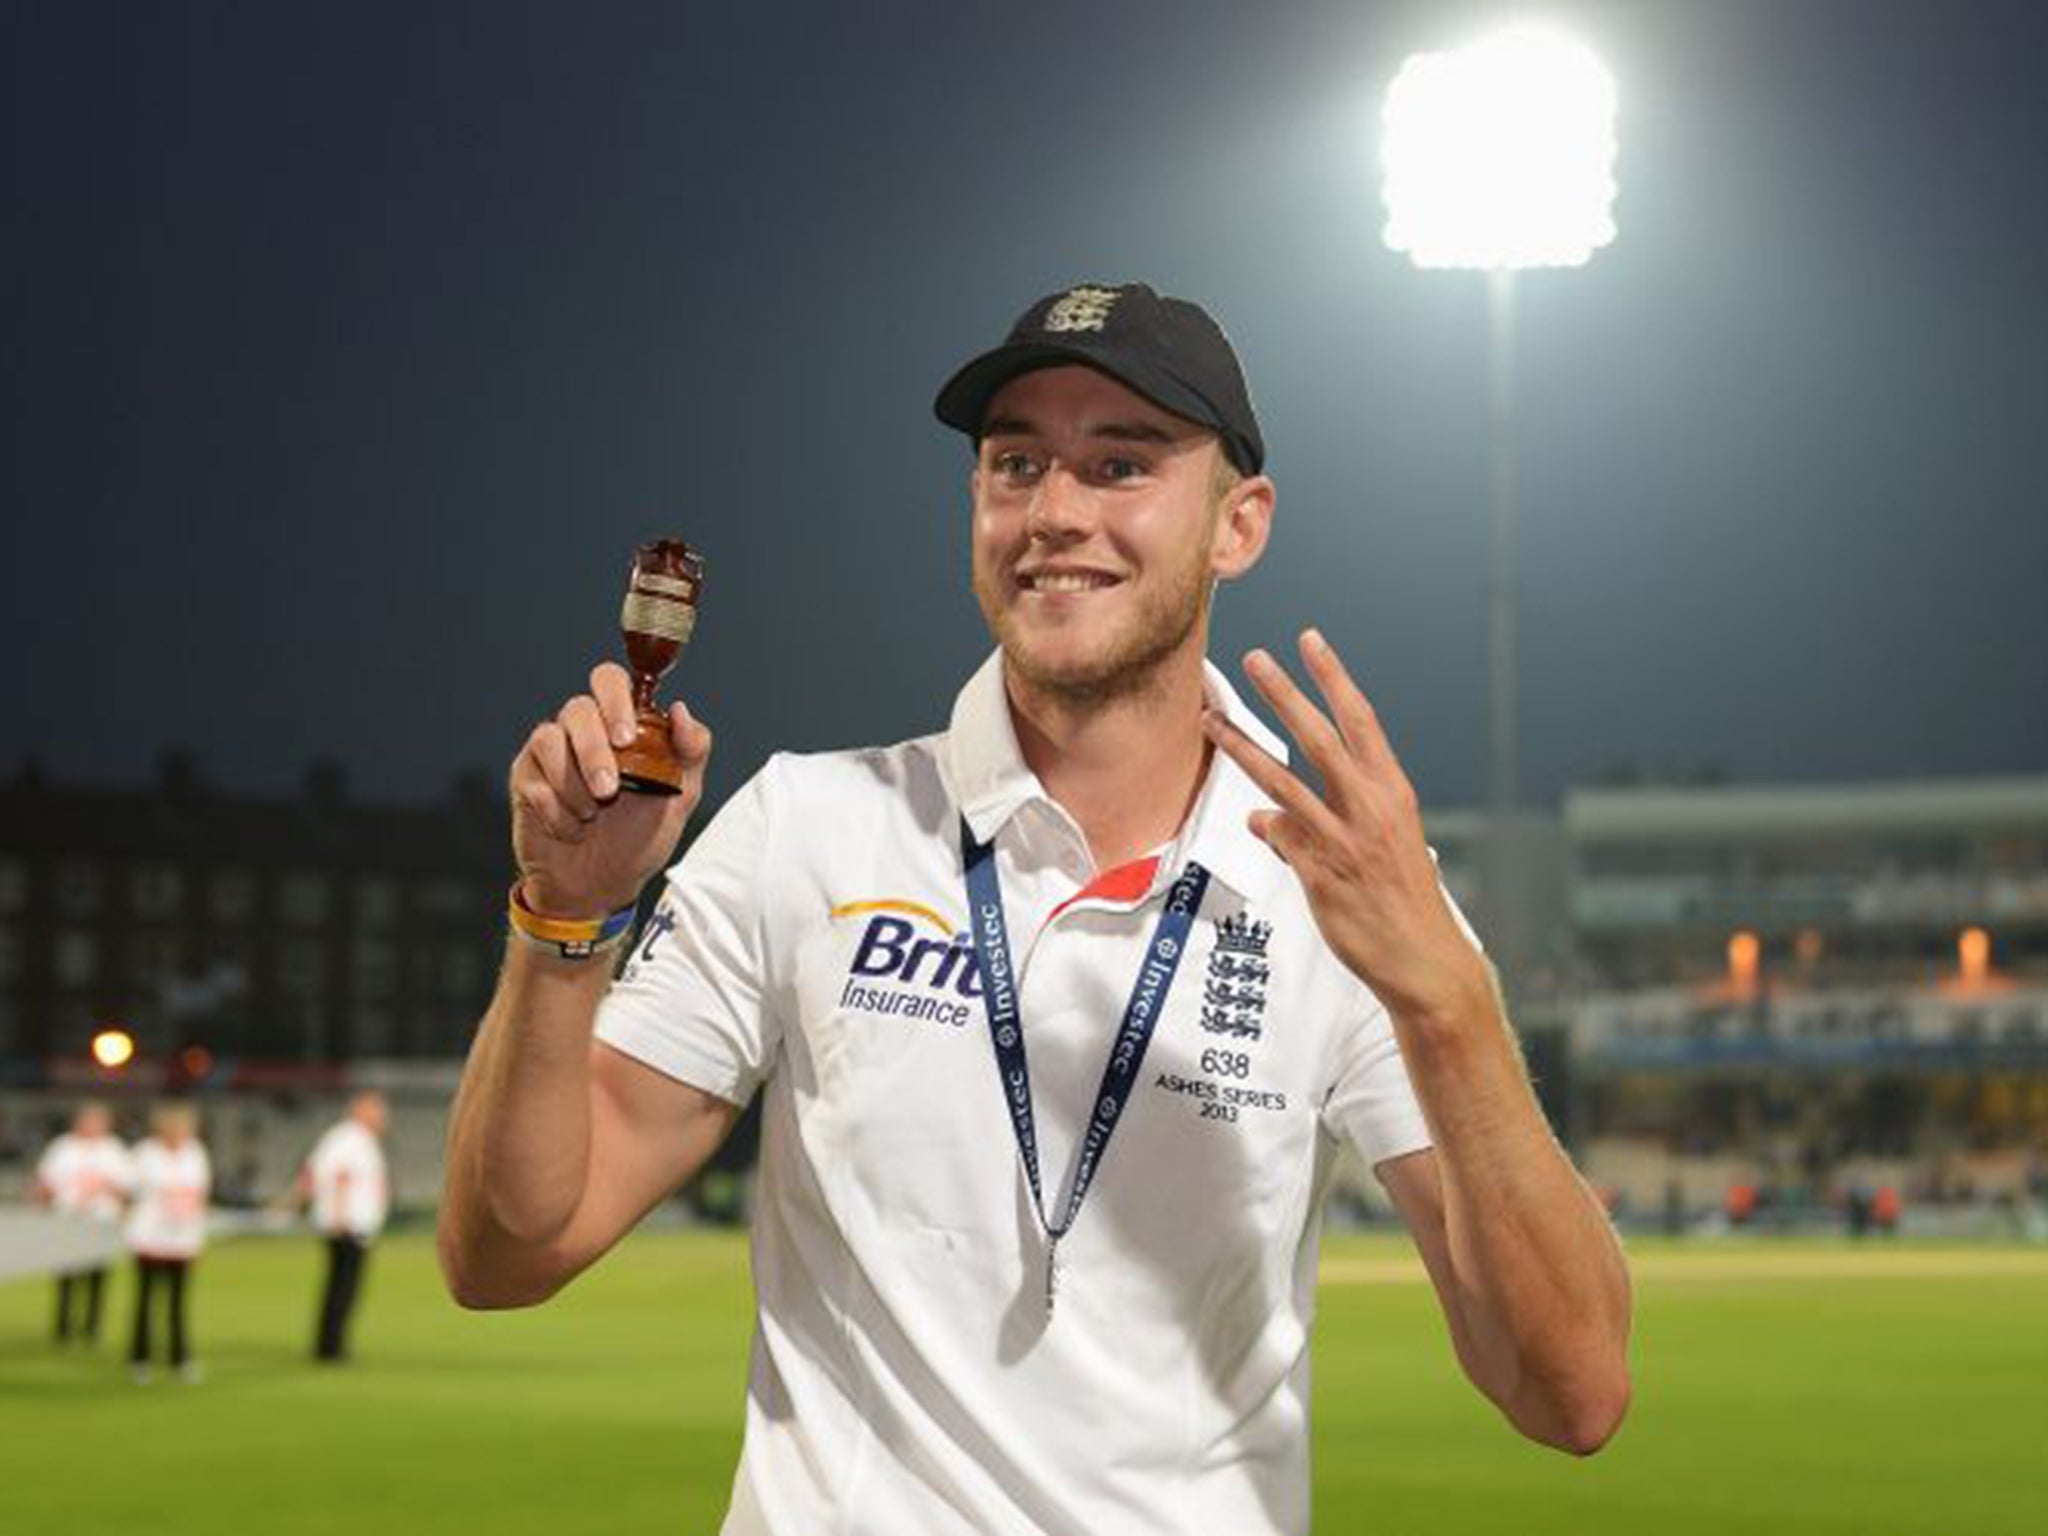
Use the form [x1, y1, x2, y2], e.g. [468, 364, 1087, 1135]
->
[596, 652, 1435, 1536]
[124, 1138, 211, 1262]
[307, 1120, 389, 1240]
[37, 1132, 133, 1223]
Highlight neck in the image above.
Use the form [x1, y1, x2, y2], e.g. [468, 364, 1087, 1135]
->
[1005, 644, 1213, 871]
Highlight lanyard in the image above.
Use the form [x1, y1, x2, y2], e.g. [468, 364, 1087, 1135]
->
[959, 818, 1211, 1317]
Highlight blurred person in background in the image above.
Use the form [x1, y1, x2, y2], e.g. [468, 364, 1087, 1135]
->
[299, 1090, 390, 1363]
[125, 1101, 211, 1383]
[32, 1101, 132, 1347]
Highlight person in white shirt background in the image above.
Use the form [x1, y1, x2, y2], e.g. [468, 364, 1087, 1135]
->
[32, 1100, 132, 1348]
[125, 1101, 211, 1383]
[299, 1090, 390, 1363]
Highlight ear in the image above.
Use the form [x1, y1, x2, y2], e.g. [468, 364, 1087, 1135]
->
[1209, 473, 1276, 582]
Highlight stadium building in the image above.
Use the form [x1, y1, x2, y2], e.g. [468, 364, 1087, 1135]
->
[4, 756, 2045, 1232]
[0, 755, 508, 1204]
[1558, 775, 2048, 1228]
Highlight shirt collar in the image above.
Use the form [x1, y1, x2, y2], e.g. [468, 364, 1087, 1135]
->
[943, 649, 1040, 844]
[941, 649, 1289, 905]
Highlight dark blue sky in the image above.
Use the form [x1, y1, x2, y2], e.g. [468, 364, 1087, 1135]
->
[7, 0, 2046, 812]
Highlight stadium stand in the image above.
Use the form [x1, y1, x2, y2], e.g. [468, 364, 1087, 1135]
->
[5, 757, 2046, 1240]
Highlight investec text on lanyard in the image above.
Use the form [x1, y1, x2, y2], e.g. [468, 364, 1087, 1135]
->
[959, 819, 1212, 1319]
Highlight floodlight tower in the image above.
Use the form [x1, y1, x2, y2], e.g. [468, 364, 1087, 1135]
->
[1381, 27, 1617, 988]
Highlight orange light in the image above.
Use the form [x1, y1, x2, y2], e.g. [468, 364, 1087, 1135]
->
[180, 1045, 214, 1078]
[1727, 930, 1761, 993]
[1959, 927, 1992, 987]
[90, 1028, 137, 1070]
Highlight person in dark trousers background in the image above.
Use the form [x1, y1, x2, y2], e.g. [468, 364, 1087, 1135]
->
[300, 1091, 391, 1363]
[126, 1102, 210, 1383]
[32, 1101, 131, 1347]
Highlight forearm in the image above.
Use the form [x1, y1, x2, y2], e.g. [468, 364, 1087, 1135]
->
[440, 943, 612, 1280]
[1394, 962, 1632, 1451]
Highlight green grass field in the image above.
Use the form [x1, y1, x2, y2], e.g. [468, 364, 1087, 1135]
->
[4, 1231, 2045, 1534]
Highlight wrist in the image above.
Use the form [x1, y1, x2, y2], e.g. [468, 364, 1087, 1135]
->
[514, 874, 629, 923]
[1384, 950, 1500, 1039]
[507, 881, 638, 962]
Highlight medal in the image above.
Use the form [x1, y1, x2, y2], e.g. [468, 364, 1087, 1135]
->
[960, 819, 1210, 1321]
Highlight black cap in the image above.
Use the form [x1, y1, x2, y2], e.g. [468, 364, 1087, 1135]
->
[933, 282, 1265, 474]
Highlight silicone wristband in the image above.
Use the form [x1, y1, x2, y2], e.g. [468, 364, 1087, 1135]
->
[508, 882, 637, 960]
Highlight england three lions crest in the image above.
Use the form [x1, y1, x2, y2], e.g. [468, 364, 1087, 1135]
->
[1202, 911, 1271, 1040]
[1042, 285, 1120, 333]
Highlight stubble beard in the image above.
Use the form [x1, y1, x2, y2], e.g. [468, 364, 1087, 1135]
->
[974, 544, 1213, 709]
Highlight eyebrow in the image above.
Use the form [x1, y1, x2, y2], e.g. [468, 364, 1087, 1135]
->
[980, 416, 1181, 446]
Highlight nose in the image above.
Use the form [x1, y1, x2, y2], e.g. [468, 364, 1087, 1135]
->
[1025, 463, 1093, 543]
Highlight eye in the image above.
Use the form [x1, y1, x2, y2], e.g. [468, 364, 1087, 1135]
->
[1098, 455, 1148, 483]
[990, 448, 1042, 485]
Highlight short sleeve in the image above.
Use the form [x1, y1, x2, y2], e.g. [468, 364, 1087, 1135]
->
[1320, 988, 1433, 1167]
[594, 759, 782, 1108]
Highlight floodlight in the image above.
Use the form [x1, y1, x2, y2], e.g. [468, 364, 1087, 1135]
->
[91, 1027, 136, 1069]
[1382, 27, 1618, 270]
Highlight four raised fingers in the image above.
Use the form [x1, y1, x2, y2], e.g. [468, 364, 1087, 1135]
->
[1241, 648, 1359, 801]
[1204, 708, 1345, 844]
[1295, 630, 1393, 770]
[1221, 629, 1432, 849]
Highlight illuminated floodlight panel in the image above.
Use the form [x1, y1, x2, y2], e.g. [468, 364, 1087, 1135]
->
[91, 1027, 136, 1069]
[1382, 27, 1618, 270]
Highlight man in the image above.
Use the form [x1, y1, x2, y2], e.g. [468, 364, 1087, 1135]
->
[126, 1101, 210, 1383]
[440, 282, 1631, 1534]
[302, 1090, 390, 1362]
[32, 1101, 131, 1347]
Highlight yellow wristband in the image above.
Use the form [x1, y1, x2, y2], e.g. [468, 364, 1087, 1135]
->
[508, 882, 637, 960]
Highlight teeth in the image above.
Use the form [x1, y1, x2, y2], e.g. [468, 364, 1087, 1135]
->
[1028, 572, 1113, 593]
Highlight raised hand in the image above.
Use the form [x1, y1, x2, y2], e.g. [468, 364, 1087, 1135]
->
[509, 662, 713, 919]
[1202, 629, 1488, 1024]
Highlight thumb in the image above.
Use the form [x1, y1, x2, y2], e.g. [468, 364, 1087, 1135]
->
[669, 700, 714, 765]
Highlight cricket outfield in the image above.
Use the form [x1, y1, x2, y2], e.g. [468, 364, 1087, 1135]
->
[2, 1231, 2043, 1534]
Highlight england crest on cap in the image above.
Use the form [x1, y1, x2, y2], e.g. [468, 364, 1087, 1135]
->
[1041, 286, 1121, 334]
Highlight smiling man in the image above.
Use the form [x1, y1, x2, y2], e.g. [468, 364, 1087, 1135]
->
[439, 282, 1632, 1536]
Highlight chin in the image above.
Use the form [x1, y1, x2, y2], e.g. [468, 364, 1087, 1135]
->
[1001, 627, 1187, 706]
[977, 566, 1210, 706]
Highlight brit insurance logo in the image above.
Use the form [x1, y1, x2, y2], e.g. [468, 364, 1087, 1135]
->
[830, 898, 983, 1029]
[1200, 911, 1271, 1041]
[616, 895, 678, 985]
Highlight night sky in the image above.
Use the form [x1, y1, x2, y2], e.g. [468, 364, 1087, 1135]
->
[8, 0, 2046, 816]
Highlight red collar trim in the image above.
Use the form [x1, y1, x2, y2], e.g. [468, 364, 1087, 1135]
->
[1046, 854, 1162, 927]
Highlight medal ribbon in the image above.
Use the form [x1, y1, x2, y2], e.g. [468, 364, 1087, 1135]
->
[960, 819, 1210, 1302]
